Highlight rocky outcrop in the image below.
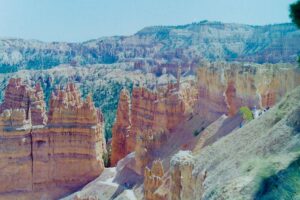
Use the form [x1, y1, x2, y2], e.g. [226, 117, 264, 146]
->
[0, 79, 105, 199]
[0, 78, 47, 126]
[144, 160, 164, 200]
[132, 84, 187, 173]
[32, 83, 105, 195]
[170, 151, 196, 200]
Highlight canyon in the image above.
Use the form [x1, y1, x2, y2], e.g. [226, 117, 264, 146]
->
[0, 61, 299, 200]
[0, 78, 106, 199]
[107, 62, 300, 200]
[0, 6, 299, 198]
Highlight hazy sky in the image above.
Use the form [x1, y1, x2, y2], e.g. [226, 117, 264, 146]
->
[0, 0, 295, 42]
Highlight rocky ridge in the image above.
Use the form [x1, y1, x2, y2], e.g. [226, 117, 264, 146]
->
[1, 22, 300, 73]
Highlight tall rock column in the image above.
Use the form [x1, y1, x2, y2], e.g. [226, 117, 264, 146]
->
[111, 89, 131, 166]
[144, 160, 164, 200]
[31, 83, 48, 125]
[170, 151, 195, 200]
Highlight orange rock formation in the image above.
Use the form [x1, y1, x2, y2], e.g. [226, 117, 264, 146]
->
[0, 79, 105, 200]
[0, 78, 47, 125]
[144, 160, 164, 200]
[196, 63, 300, 117]
[111, 89, 131, 166]
[111, 83, 187, 169]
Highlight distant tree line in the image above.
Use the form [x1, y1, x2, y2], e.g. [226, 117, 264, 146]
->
[290, 0, 300, 65]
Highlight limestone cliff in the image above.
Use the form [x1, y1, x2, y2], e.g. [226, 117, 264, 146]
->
[0, 79, 105, 200]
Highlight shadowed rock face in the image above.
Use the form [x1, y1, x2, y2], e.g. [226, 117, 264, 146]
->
[0, 79, 105, 200]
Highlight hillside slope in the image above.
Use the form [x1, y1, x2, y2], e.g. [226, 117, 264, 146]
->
[191, 86, 300, 200]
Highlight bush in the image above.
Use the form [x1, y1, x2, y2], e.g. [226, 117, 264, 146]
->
[239, 106, 254, 121]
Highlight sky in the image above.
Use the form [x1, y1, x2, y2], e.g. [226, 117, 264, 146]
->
[0, 0, 296, 42]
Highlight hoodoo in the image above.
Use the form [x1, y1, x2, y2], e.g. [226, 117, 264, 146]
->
[0, 79, 106, 200]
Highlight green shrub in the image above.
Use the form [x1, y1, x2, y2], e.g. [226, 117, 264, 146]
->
[239, 106, 254, 121]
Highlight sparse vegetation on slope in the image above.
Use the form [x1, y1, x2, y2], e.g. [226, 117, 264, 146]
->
[192, 86, 300, 200]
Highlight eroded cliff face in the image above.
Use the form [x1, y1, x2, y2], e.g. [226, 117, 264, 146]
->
[142, 63, 300, 200]
[111, 82, 189, 171]
[32, 83, 105, 195]
[0, 109, 33, 194]
[0, 79, 105, 199]
[196, 63, 300, 118]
